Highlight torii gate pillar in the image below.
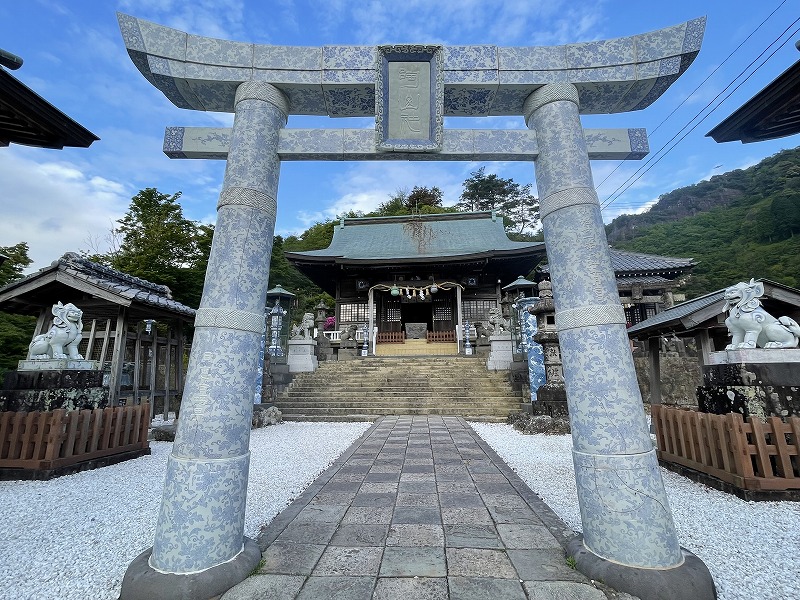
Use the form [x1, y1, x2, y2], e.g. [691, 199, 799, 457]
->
[525, 83, 715, 599]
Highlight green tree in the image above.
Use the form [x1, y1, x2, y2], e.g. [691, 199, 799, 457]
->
[94, 188, 212, 308]
[0, 243, 36, 376]
[456, 167, 540, 235]
[0, 242, 32, 286]
[405, 186, 444, 212]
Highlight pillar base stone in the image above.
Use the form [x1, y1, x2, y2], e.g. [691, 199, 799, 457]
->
[567, 535, 717, 600]
[119, 537, 262, 600]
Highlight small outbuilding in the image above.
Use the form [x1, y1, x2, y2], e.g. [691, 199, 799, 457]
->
[0, 253, 195, 413]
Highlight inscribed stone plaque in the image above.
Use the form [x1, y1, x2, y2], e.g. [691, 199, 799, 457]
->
[376, 45, 443, 152]
[387, 62, 431, 140]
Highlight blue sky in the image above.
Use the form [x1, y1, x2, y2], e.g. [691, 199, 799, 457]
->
[1, 0, 799, 271]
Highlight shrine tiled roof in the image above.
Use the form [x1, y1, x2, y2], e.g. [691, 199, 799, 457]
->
[286, 212, 545, 263]
[0, 252, 195, 318]
[539, 249, 694, 277]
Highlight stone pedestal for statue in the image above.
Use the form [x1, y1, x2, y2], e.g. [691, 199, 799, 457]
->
[486, 333, 513, 370]
[698, 349, 800, 419]
[1, 360, 106, 412]
[287, 339, 318, 373]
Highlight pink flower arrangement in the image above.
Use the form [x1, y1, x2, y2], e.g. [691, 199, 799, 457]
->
[323, 316, 336, 330]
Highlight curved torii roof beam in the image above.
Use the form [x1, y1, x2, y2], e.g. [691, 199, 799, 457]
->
[118, 13, 704, 118]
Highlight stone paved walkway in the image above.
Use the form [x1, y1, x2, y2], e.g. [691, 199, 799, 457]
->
[222, 416, 611, 600]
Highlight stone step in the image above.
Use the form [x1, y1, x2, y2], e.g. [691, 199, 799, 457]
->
[282, 384, 515, 393]
[276, 399, 521, 410]
[278, 354, 523, 422]
[277, 406, 520, 417]
[280, 414, 507, 423]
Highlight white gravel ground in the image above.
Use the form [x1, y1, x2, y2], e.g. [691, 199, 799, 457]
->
[3, 419, 798, 600]
[0, 421, 370, 600]
[471, 422, 800, 600]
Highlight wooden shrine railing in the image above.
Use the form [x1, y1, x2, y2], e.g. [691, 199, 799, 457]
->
[652, 404, 800, 492]
[0, 404, 150, 473]
[376, 331, 406, 343]
[426, 330, 456, 343]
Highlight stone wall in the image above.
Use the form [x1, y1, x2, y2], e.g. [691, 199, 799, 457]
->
[633, 353, 702, 409]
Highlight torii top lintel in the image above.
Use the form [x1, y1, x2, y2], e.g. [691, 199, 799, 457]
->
[118, 13, 704, 118]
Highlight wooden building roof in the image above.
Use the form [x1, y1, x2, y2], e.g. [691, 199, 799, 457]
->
[626, 279, 800, 339]
[0, 253, 195, 322]
[0, 68, 98, 149]
[286, 212, 547, 294]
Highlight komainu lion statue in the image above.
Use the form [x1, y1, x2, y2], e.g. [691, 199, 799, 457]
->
[724, 280, 800, 350]
[290, 312, 315, 339]
[487, 307, 511, 334]
[28, 302, 84, 359]
[339, 323, 359, 341]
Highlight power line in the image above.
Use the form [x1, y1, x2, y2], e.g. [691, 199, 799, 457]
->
[595, 0, 789, 193]
[601, 15, 800, 211]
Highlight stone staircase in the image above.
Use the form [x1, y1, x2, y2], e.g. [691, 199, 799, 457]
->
[274, 356, 523, 422]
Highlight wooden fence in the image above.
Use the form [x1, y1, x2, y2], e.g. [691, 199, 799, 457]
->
[652, 404, 800, 491]
[376, 331, 406, 343]
[0, 404, 150, 473]
[427, 330, 456, 343]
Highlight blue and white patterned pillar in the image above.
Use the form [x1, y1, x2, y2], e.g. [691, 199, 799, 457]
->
[524, 84, 682, 569]
[150, 81, 288, 573]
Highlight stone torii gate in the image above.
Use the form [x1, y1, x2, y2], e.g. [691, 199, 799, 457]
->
[117, 13, 715, 600]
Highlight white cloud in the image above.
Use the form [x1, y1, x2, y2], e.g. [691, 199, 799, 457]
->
[0, 150, 130, 271]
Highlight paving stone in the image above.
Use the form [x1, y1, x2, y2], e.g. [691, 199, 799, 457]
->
[330, 523, 390, 547]
[386, 524, 445, 547]
[445, 548, 518, 579]
[448, 576, 527, 600]
[314, 546, 383, 576]
[467, 462, 501, 474]
[398, 481, 437, 494]
[310, 492, 357, 505]
[373, 577, 448, 600]
[359, 482, 399, 494]
[440, 506, 493, 525]
[323, 481, 363, 492]
[292, 504, 348, 524]
[523, 581, 608, 600]
[475, 481, 516, 495]
[342, 506, 393, 524]
[348, 459, 375, 467]
[392, 506, 442, 524]
[396, 492, 439, 507]
[404, 458, 434, 466]
[330, 472, 367, 482]
[379, 546, 447, 577]
[436, 481, 476, 493]
[496, 524, 562, 550]
[276, 522, 338, 545]
[435, 464, 470, 474]
[435, 472, 473, 483]
[351, 492, 397, 507]
[260, 542, 326, 575]
[482, 494, 529, 509]
[507, 549, 589, 582]
[444, 524, 503, 549]
[470, 473, 509, 483]
[402, 463, 435, 474]
[487, 505, 541, 525]
[438, 492, 486, 508]
[296, 576, 375, 600]
[364, 472, 401, 483]
[220, 574, 305, 600]
[399, 472, 431, 482]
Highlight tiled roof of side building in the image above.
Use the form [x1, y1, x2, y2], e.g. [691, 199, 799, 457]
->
[626, 290, 725, 335]
[539, 249, 694, 275]
[287, 212, 544, 261]
[0, 252, 195, 318]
